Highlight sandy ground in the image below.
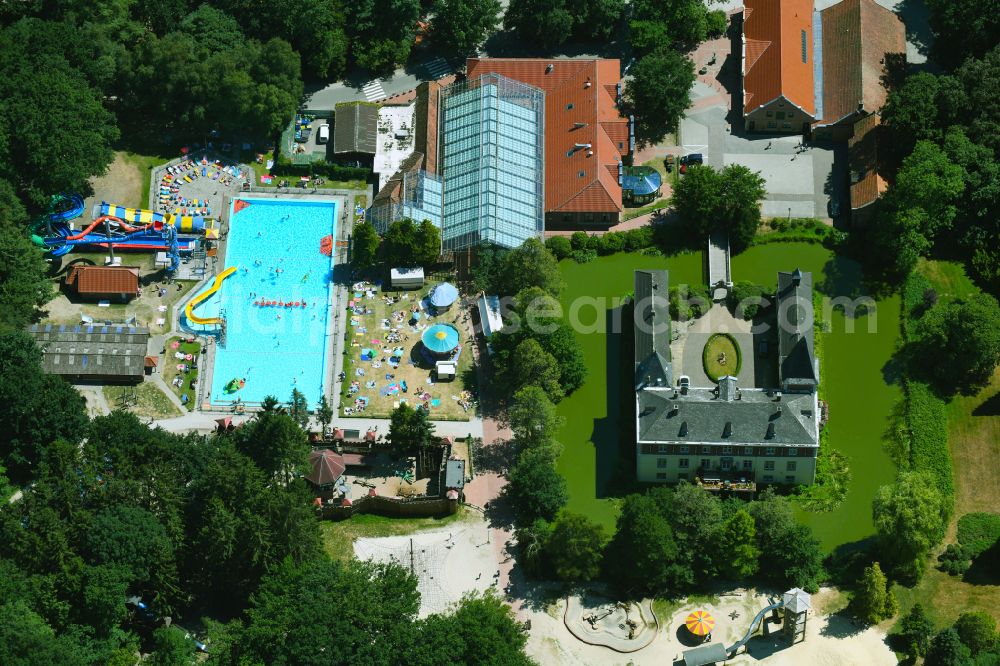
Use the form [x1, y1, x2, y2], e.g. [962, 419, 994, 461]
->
[353, 514, 497, 617]
[84, 152, 144, 212]
[523, 588, 895, 666]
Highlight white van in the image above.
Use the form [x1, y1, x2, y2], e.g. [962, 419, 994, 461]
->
[317, 124, 330, 144]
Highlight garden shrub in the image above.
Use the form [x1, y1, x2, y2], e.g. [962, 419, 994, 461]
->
[623, 226, 653, 252]
[957, 513, 1000, 557]
[271, 154, 368, 180]
[570, 231, 589, 251]
[571, 249, 597, 264]
[669, 284, 711, 321]
[938, 543, 972, 575]
[545, 235, 572, 260]
[727, 281, 771, 320]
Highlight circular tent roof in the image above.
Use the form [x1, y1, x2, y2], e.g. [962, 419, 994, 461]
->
[429, 282, 459, 308]
[422, 324, 460, 354]
[305, 449, 345, 486]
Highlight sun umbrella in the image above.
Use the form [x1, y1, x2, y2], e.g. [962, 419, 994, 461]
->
[685, 610, 715, 637]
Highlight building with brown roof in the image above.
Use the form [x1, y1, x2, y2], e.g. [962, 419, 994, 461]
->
[742, 0, 816, 133]
[65, 265, 140, 302]
[466, 58, 632, 229]
[813, 0, 905, 141]
[741, 0, 905, 139]
[847, 113, 889, 224]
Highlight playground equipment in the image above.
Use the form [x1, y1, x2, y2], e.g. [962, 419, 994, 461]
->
[724, 588, 811, 657]
[185, 266, 237, 326]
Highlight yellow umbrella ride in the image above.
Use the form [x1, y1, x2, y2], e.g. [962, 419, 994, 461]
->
[685, 610, 715, 638]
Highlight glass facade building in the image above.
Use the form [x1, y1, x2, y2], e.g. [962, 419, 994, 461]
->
[438, 74, 544, 250]
[367, 169, 442, 234]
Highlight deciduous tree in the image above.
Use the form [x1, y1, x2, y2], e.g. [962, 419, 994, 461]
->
[430, 0, 501, 58]
[872, 471, 949, 582]
[388, 403, 436, 452]
[955, 611, 998, 656]
[544, 512, 606, 582]
[913, 294, 1000, 395]
[717, 509, 760, 579]
[505, 447, 568, 522]
[624, 49, 695, 145]
[507, 385, 564, 448]
[351, 220, 381, 270]
[606, 493, 687, 595]
[926, 628, 973, 666]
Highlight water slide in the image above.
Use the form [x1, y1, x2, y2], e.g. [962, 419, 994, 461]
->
[50, 193, 85, 222]
[726, 602, 784, 656]
[38, 222, 196, 258]
[185, 267, 237, 326]
[100, 202, 209, 234]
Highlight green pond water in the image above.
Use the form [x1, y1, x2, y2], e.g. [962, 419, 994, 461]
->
[554, 243, 900, 550]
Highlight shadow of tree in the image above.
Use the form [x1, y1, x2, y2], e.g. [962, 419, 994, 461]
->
[473, 437, 519, 476]
[972, 390, 1000, 417]
[819, 611, 867, 639]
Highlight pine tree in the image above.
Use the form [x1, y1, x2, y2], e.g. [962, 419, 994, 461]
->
[718, 509, 760, 579]
[853, 562, 898, 625]
[898, 603, 935, 658]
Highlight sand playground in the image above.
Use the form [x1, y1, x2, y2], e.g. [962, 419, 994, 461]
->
[523, 587, 896, 666]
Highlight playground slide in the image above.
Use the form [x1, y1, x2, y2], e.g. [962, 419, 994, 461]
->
[726, 602, 784, 656]
[185, 267, 237, 326]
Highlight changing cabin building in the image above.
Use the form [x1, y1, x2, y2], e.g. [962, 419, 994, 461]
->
[27, 323, 151, 384]
[633, 269, 820, 486]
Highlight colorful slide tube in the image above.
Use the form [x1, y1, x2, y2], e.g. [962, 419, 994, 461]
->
[100, 202, 208, 234]
[39, 222, 196, 258]
[185, 267, 237, 326]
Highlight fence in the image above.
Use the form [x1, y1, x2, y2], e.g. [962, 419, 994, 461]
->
[319, 494, 458, 520]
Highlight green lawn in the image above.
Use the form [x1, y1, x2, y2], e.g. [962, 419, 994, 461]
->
[161, 337, 202, 408]
[702, 333, 741, 382]
[889, 260, 1000, 627]
[319, 509, 470, 561]
[553, 243, 902, 551]
[103, 382, 181, 420]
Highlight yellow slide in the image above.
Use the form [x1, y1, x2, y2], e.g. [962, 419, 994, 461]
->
[186, 266, 237, 326]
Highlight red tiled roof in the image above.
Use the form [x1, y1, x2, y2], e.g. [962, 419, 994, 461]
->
[466, 58, 629, 214]
[818, 0, 905, 125]
[743, 0, 815, 116]
[66, 265, 140, 295]
[848, 113, 888, 209]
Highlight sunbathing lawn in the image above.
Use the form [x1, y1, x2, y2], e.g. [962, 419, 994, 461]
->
[340, 279, 475, 420]
[161, 337, 203, 408]
[554, 243, 901, 551]
[103, 382, 181, 420]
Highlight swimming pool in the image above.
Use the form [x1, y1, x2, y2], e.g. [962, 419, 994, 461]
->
[193, 197, 338, 408]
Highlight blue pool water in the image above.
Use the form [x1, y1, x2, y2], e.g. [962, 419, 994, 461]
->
[194, 197, 337, 408]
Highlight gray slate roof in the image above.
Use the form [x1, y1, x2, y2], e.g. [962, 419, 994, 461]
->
[28, 324, 150, 378]
[333, 102, 378, 154]
[633, 270, 672, 390]
[776, 269, 818, 385]
[445, 459, 465, 489]
[637, 386, 818, 447]
[682, 642, 729, 666]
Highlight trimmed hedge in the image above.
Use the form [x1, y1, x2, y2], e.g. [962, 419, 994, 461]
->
[904, 381, 953, 506]
[957, 512, 1000, 557]
[271, 154, 368, 181]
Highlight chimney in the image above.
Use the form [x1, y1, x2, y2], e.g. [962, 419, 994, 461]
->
[574, 143, 593, 150]
[765, 422, 775, 439]
[546, 64, 554, 73]
[671, 404, 680, 415]
[719, 376, 737, 402]
[584, 79, 592, 88]
[775, 405, 782, 416]
[573, 122, 588, 129]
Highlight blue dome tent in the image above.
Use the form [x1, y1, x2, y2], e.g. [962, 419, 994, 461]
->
[422, 324, 460, 356]
[429, 282, 459, 309]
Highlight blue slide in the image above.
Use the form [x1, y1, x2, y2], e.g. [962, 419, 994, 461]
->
[726, 602, 784, 656]
[42, 223, 195, 260]
[49, 193, 85, 222]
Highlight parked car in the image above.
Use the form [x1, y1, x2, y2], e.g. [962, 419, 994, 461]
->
[828, 196, 841, 218]
[679, 153, 704, 166]
[294, 127, 312, 143]
[317, 124, 330, 144]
